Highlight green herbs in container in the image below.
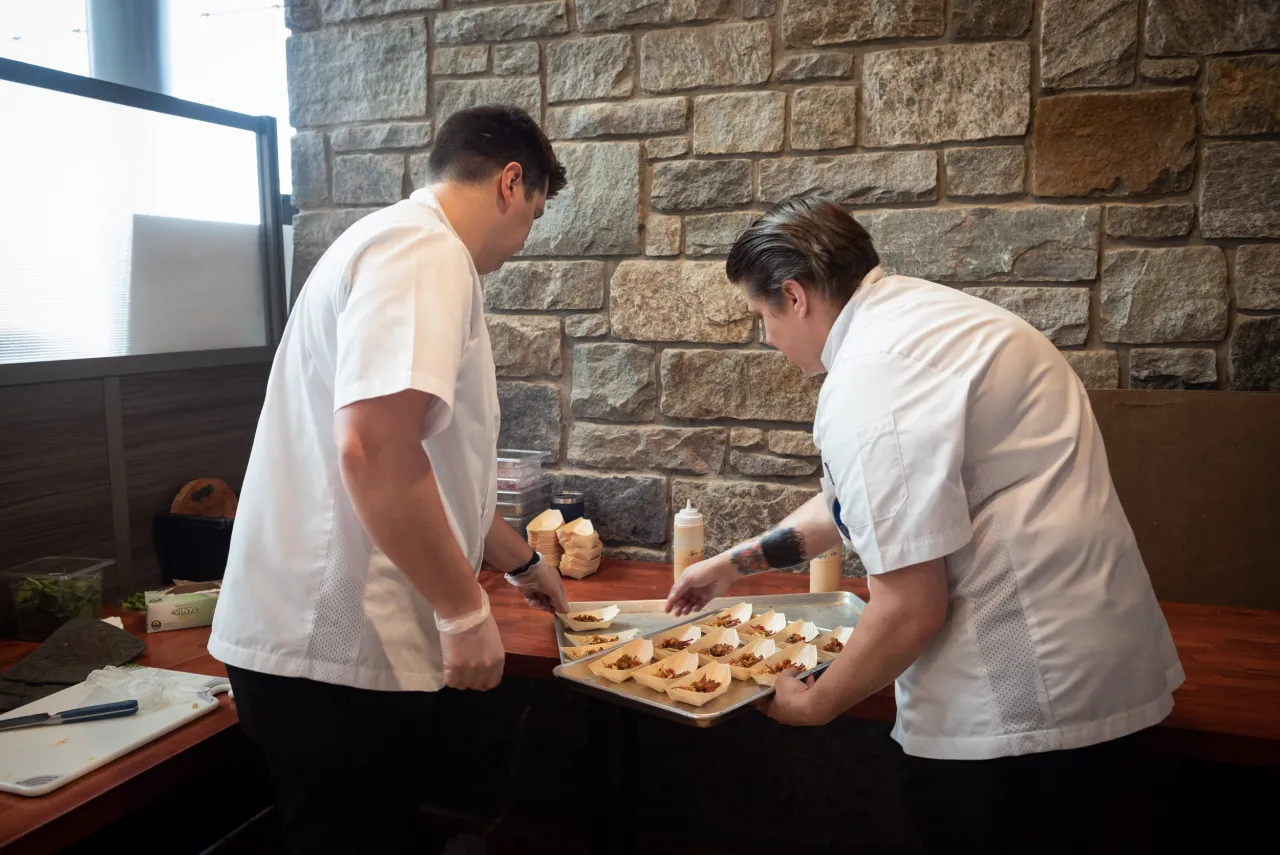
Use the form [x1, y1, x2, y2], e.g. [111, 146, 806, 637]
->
[3, 557, 111, 641]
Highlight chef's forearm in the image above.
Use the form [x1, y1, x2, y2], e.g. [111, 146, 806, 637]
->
[808, 559, 948, 722]
[726, 494, 841, 574]
[483, 516, 536, 573]
[338, 431, 483, 621]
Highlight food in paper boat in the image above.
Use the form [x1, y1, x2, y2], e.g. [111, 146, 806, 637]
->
[652, 624, 702, 659]
[562, 642, 614, 661]
[724, 637, 778, 681]
[697, 602, 752, 631]
[565, 628, 640, 648]
[775, 619, 819, 646]
[558, 604, 621, 631]
[739, 610, 787, 639]
[666, 662, 732, 707]
[814, 626, 853, 661]
[690, 627, 741, 665]
[588, 638, 654, 683]
[750, 641, 819, 687]
[632, 652, 701, 692]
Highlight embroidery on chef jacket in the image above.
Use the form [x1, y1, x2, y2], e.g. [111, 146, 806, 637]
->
[824, 461, 851, 541]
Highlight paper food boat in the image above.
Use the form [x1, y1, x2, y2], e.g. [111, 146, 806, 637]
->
[773, 619, 819, 647]
[750, 641, 819, 687]
[722, 637, 778, 681]
[559, 556, 601, 580]
[558, 604, 620, 632]
[697, 602, 752, 631]
[690, 627, 741, 665]
[557, 517, 598, 548]
[564, 628, 640, 648]
[666, 662, 732, 707]
[528, 508, 565, 534]
[652, 624, 702, 659]
[739, 610, 787, 639]
[632, 652, 701, 692]
[563, 543, 603, 560]
[814, 626, 853, 661]
[562, 642, 614, 661]
[588, 638, 654, 683]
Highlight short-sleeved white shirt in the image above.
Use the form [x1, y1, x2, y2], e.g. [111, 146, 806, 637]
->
[815, 268, 1184, 759]
[208, 190, 498, 692]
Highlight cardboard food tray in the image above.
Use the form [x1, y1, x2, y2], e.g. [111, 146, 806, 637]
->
[552, 592, 865, 727]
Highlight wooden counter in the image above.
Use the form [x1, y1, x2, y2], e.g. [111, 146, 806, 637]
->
[0, 611, 234, 854]
[482, 560, 1280, 765]
[2, 560, 1277, 852]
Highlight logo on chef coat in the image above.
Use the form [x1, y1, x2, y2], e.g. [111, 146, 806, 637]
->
[824, 462, 851, 541]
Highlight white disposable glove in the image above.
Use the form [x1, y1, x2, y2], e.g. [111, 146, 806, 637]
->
[504, 554, 570, 614]
[436, 588, 505, 691]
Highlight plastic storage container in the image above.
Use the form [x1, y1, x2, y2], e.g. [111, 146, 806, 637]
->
[496, 481, 551, 517]
[503, 511, 541, 538]
[153, 513, 234, 584]
[2, 556, 111, 641]
[496, 449, 551, 490]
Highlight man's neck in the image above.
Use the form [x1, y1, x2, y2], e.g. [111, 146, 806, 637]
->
[428, 182, 493, 270]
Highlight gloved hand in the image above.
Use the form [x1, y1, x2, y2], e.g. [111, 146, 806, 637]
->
[665, 553, 741, 616]
[436, 588, 505, 690]
[505, 554, 570, 614]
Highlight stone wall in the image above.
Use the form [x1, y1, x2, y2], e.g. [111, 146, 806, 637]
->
[284, 0, 1280, 567]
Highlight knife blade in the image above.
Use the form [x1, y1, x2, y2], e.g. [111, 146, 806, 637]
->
[0, 700, 140, 732]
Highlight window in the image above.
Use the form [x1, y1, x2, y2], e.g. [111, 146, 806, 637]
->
[0, 1, 89, 78]
[167, 1, 292, 193]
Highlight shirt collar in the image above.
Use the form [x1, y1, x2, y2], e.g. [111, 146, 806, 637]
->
[821, 266, 885, 372]
[409, 188, 459, 237]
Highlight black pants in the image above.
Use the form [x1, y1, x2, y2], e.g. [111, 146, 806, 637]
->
[900, 734, 1136, 854]
[227, 665, 437, 855]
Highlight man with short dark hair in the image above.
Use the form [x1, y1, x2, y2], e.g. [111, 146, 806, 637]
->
[668, 194, 1183, 853]
[210, 106, 570, 854]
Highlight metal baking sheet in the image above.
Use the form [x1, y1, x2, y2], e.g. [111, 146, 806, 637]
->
[552, 592, 866, 727]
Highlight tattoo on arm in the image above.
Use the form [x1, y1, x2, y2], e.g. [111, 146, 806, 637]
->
[731, 527, 808, 574]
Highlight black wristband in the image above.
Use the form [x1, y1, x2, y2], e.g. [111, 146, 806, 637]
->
[509, 550, 540, 577]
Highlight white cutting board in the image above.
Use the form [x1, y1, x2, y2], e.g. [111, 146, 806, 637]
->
[0, 667, 230, 797]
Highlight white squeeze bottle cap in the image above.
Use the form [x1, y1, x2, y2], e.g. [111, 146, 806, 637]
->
[675, 500, 703, 526]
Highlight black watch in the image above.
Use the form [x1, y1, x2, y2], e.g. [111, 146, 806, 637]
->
[509, 550, 540, 577]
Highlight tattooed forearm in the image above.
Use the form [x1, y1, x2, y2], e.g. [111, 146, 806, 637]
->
[730, 527, 808, 574]
[730, 541, 770, 574]
[761, 526, 807, 569]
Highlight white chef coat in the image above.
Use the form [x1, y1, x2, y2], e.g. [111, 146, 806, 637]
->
[815, 268, 1184, 760]
[208, 189, 499, 692]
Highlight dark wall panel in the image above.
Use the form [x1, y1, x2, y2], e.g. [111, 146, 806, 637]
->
[0, 380, 115, 579]
[121, 363, 268, 589]
[1090, 390, 1280, 609]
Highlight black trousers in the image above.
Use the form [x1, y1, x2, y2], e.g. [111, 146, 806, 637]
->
[900, 734, 1136, 854]
[227, 665, 437, 855]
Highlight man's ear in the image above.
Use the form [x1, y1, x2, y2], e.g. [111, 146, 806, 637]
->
[499, 162, 524, 206]
[783, 279, 808, 319]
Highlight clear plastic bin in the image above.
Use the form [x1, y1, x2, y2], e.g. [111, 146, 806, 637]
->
[496, 481, 551, 517]
[2, 556, 111, 641]
[496, 449, 551, 490]
[503, 512, 540, 538]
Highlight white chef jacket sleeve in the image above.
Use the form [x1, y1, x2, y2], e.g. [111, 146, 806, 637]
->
[824, 352, 973, 575]
[333, 228, 474, 439]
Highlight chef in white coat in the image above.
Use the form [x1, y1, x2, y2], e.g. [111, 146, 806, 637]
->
[209, 106, 569, 855]
[667, 194, 1183, 853]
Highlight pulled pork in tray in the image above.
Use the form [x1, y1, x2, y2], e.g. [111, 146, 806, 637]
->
[822, 638, 845, 654]
[658, 637, 694, 651]
[653, 666, 691, 680]
[710, 615, 742, 628]
[703, 643, 734, 658]
[607, 653, 644, 670]
[679, 675, 722, 693]
[762, 658, 807, 675]
[571, 614, 601, 622]
[730, 652, 764, 668]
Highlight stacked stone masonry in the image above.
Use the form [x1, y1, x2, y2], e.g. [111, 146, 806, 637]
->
[285, 0, 1280, 569]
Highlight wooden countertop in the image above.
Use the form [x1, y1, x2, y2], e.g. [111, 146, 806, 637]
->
[482, 560, 1280, 765]
[2, 560, 1277, 852]
[0, 611, 234, 854]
